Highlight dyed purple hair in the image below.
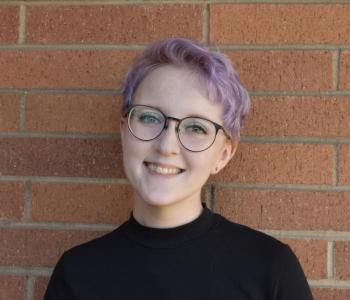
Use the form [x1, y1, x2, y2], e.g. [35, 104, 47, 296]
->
[121, 37, 250, 139]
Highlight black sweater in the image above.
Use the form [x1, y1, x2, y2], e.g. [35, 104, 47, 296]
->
[44, 205, 313, 300]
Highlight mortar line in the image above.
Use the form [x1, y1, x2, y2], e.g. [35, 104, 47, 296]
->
[263, 230, 350, 241]
[0, 131, 120, 139]
[215, 0, 350, 4]
[2, 220, 350, 240]
[0, 44, 145, 50]
[307, 279, 350, 288]
[0, 176, 129, 185]
[0, 88, 119, 95]
[333, 144, 339, 186]
[19, 93, 26, 132]
[332, 50, 340, 91]
[203, 2, 210, 44]
[2, 0, 209, 5]
[5, 131, 350, 143]
[335, 49, 342, 91]
[2, 89, 350, 97]
[327, 241, 334, 279]
[2, 43, 350, 51]
[219, 45, 350, 51]
[0, 266, 52, 277]
[241, 136, 350, 144]
[212, 182, 350, 192]
[0, 221, 117, 231]
[3, 1, 350, 5]
[18, 5, 26, 44]
[250, 91, 350, 96]
[3, 176, 350, 192]
[23, 181, 32, 222]
[24, 275, 34, 300]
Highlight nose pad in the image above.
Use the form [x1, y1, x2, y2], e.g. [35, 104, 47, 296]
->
[164, 117, 180, 133]
[163, 118, 179, 133]
[164, 119, 169, 130]
[155, 119, 181, 154]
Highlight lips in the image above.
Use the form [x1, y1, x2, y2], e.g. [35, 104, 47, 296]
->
[144, 161, 185, 175]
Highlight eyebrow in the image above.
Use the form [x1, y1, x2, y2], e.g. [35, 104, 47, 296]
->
[143, 104, 222, 124]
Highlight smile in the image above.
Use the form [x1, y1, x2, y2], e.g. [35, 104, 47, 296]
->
[144, 162, 184, 175]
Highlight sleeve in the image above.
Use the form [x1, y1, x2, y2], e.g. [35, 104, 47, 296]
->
[44, 253, 76, 300]
[270, 245, 314, 300]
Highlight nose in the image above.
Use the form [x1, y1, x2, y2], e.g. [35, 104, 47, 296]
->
[154, 119, 181, 155]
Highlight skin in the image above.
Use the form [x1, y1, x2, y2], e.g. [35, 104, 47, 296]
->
[120, 65, 237, 228]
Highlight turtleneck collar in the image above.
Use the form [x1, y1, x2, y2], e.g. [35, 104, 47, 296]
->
[121, 203, 216, 249]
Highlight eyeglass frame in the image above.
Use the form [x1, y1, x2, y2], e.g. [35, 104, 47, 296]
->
[123, 104, 231, 152]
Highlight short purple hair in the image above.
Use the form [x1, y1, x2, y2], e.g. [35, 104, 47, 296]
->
[121, 37, 250, 139]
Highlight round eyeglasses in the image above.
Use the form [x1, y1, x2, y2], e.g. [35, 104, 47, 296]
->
[124, 105, 230, 152]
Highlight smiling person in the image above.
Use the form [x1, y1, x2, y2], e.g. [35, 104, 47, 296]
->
[44, 38, 313, 300]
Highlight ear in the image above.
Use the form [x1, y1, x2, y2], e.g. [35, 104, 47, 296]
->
[211, 139, 238, 175]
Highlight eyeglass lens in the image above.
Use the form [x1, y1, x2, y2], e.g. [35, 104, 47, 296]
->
[127, 106, 217, 152]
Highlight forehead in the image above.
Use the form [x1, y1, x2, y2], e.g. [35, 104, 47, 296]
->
[133, 65, 224, 122]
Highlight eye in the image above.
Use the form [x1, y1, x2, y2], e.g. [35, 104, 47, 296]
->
[185, 123, 208, 135]
[138, 112, 162, 124]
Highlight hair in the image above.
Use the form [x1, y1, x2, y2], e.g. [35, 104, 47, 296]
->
[121, 37, 250, 139]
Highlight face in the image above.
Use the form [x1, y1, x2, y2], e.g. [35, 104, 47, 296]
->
[120, 65, 237, 209]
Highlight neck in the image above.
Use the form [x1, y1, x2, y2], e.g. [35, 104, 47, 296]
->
[132, 194, 203, 229]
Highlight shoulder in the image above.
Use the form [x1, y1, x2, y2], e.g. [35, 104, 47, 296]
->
[58, 221, 130, 268]
[209, 212, 302, 274]
[210, 213, 313, 299]
[212, 212, 287, 255]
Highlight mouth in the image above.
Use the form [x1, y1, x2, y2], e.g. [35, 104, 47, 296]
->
[143, 161, 185, 175]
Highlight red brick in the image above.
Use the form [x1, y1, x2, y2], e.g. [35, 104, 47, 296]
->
[228, 51, 333, 92]
[281, 239, 327, 280]
[0, 182, 24, 221]
[26, 94, 121, 133]
[0, 137, 124, 178]
[339, 145, 350, 185]
[339, 51, 350, 90]
[0, 6, 19, 43]
[33, 277, 49, 300]
[0, 276, 24, 300]
[335, 241, 350, 280]
[243, 96, 350, 137]
[212, 143, 333, 185]
[211, 4, 350, 45]
[312, 288, 350, 300]
[0, 94, 20, 131]
[0, 228, 104, 267]
[0, 50, 136, 89]
[27, 5, 203, 44]
[215, 189, 350, 231]
[31, 183, 133, 224]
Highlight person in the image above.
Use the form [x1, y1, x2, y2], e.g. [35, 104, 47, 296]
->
[44, 37, 313, 300]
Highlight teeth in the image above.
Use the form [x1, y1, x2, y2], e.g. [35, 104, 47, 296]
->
[146, 163, 182, 175]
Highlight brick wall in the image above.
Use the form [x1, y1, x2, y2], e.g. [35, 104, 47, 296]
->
[0, 1, 349, 299]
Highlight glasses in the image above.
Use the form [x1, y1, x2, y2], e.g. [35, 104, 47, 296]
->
[124, 105, 230, 152]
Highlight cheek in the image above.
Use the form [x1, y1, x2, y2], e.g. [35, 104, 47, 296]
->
[186, 152, 218, 174]
[122, 134, 152, 167]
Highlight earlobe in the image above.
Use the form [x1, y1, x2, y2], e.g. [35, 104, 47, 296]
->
[228, 140, 238, 160]
[211, 140, 238, 175]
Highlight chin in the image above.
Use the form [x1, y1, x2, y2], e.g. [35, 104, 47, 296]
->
[143, 197, 179, 208]
[137, 191, 182, 208]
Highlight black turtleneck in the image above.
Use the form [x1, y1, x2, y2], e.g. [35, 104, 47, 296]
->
[44, 204, 313, 300]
